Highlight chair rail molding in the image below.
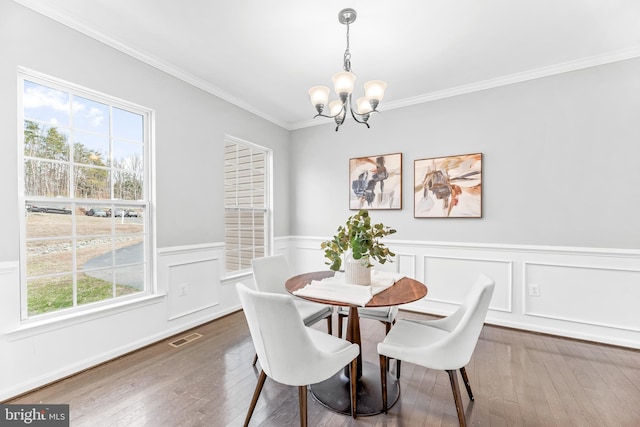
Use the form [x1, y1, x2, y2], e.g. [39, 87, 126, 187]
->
[285, 236, 640, 349]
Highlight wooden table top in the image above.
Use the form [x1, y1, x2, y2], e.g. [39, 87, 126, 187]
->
[285, 270, 428, 308]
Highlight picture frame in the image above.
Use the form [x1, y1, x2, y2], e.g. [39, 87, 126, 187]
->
[414, 153, 482, 218]
[349, 153, 402, 210]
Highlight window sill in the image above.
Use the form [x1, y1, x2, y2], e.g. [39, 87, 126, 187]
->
[5, 293, 166, 342]
[221, 270, 253, 285]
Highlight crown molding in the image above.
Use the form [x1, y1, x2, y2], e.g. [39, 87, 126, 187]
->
[15, 1, 640, 132]
[379, 46, 640, 113]
[13, 0, 291, 130]
[287, 46, 640, 130]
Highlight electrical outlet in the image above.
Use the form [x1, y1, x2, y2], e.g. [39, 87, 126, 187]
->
[179, 283, 188, 296]
[529, 283, 540, 297]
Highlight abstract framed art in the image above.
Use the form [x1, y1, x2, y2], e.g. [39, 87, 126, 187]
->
[349, 152, 402, 210]
[414, 153, 482, 218]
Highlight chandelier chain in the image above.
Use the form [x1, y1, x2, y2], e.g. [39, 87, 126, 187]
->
[343, 22, 352, 72]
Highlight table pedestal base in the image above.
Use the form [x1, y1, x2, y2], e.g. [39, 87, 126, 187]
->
[309, 360, 400, 416]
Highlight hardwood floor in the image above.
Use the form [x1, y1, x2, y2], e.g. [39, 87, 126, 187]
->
[7, 310, 640, 426]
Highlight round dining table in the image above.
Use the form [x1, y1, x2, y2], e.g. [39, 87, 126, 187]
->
[285, 270, 427, 416]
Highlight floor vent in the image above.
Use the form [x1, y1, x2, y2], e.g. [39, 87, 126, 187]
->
[169, 332, 203, 348]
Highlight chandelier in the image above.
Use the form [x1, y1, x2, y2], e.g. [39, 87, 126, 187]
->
[308, 8, 387, 131]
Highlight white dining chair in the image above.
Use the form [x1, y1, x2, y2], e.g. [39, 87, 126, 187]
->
[236, 283, 359, 426]
[377, 274, 495, 427]
[251, 254, 334, 366]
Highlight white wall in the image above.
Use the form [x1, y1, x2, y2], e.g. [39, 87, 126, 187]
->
[0, 2, 288, 400]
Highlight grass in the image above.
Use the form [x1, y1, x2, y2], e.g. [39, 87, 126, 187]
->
[25, 211, 144, 316]
[28, 275, 140, 316]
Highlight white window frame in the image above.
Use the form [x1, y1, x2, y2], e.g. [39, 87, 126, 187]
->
[224, 135, 272, 276]
[17, 68, 155, 322]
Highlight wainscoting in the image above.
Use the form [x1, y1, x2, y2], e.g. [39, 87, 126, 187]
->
[0, 244, 252, 400]
[159, 243, 228, 321]
[2, 237, 638, 401]
[284, 237, 640, 349]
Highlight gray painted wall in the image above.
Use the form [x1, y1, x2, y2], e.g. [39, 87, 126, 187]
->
[0, 1, 290, 262]
[290, 58, 640, 249]
[3, 1, 637, 259]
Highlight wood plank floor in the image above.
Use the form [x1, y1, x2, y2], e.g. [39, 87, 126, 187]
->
[7, 310, 640, 426]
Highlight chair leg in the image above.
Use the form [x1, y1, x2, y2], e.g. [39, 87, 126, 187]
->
[298, 386, 307, 427]
[446, 370, 467, 427]
[251, 353, 258, 366]
[396, 359, 401, 380]
[379, 354, 388, 413]
[326, 315, 333, 336]
[459, 367, 474, 401]
[383, 322, 394, 371]
[349, 357, 358, 418]
[244, 370, 267, 427]
[337, 314, 344, 338]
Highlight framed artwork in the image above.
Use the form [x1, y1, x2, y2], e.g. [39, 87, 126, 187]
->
[414, 153, 482, 218]
[349, 152, 402, 210]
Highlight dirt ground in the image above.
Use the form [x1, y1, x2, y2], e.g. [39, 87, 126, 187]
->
[26, 211, 144, 275]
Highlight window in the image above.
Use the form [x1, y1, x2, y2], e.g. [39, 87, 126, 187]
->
[224, 136, 270, 274]
[19, 70, 152, 319]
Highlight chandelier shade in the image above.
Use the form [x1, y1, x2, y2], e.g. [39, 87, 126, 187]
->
[329, 100, 345, 117]
[356, 97, 373, 115]
[308, 86, 330, 114]
[308, 8, 387, 131]
[332, 71, 356, 97]
[364, 80, 387, 108]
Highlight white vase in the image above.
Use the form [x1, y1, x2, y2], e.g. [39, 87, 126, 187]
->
[344, 252, 371, 285]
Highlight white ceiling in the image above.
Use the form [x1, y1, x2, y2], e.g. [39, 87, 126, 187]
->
[14, 0, 640, 130]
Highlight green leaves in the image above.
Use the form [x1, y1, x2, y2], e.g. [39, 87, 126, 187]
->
[320, 209, 396, 271]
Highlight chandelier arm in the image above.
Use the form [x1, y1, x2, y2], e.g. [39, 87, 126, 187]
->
[312, 101, 347, 120]
[354, 109, 380, 116]
[348, 105, 371, 128]
[313, 112, 340, 120]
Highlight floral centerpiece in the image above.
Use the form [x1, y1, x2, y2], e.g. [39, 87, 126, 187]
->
[321, 209, 396, 284]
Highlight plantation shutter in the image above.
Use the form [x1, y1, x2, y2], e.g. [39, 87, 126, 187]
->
[224, 139, 267, 273]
